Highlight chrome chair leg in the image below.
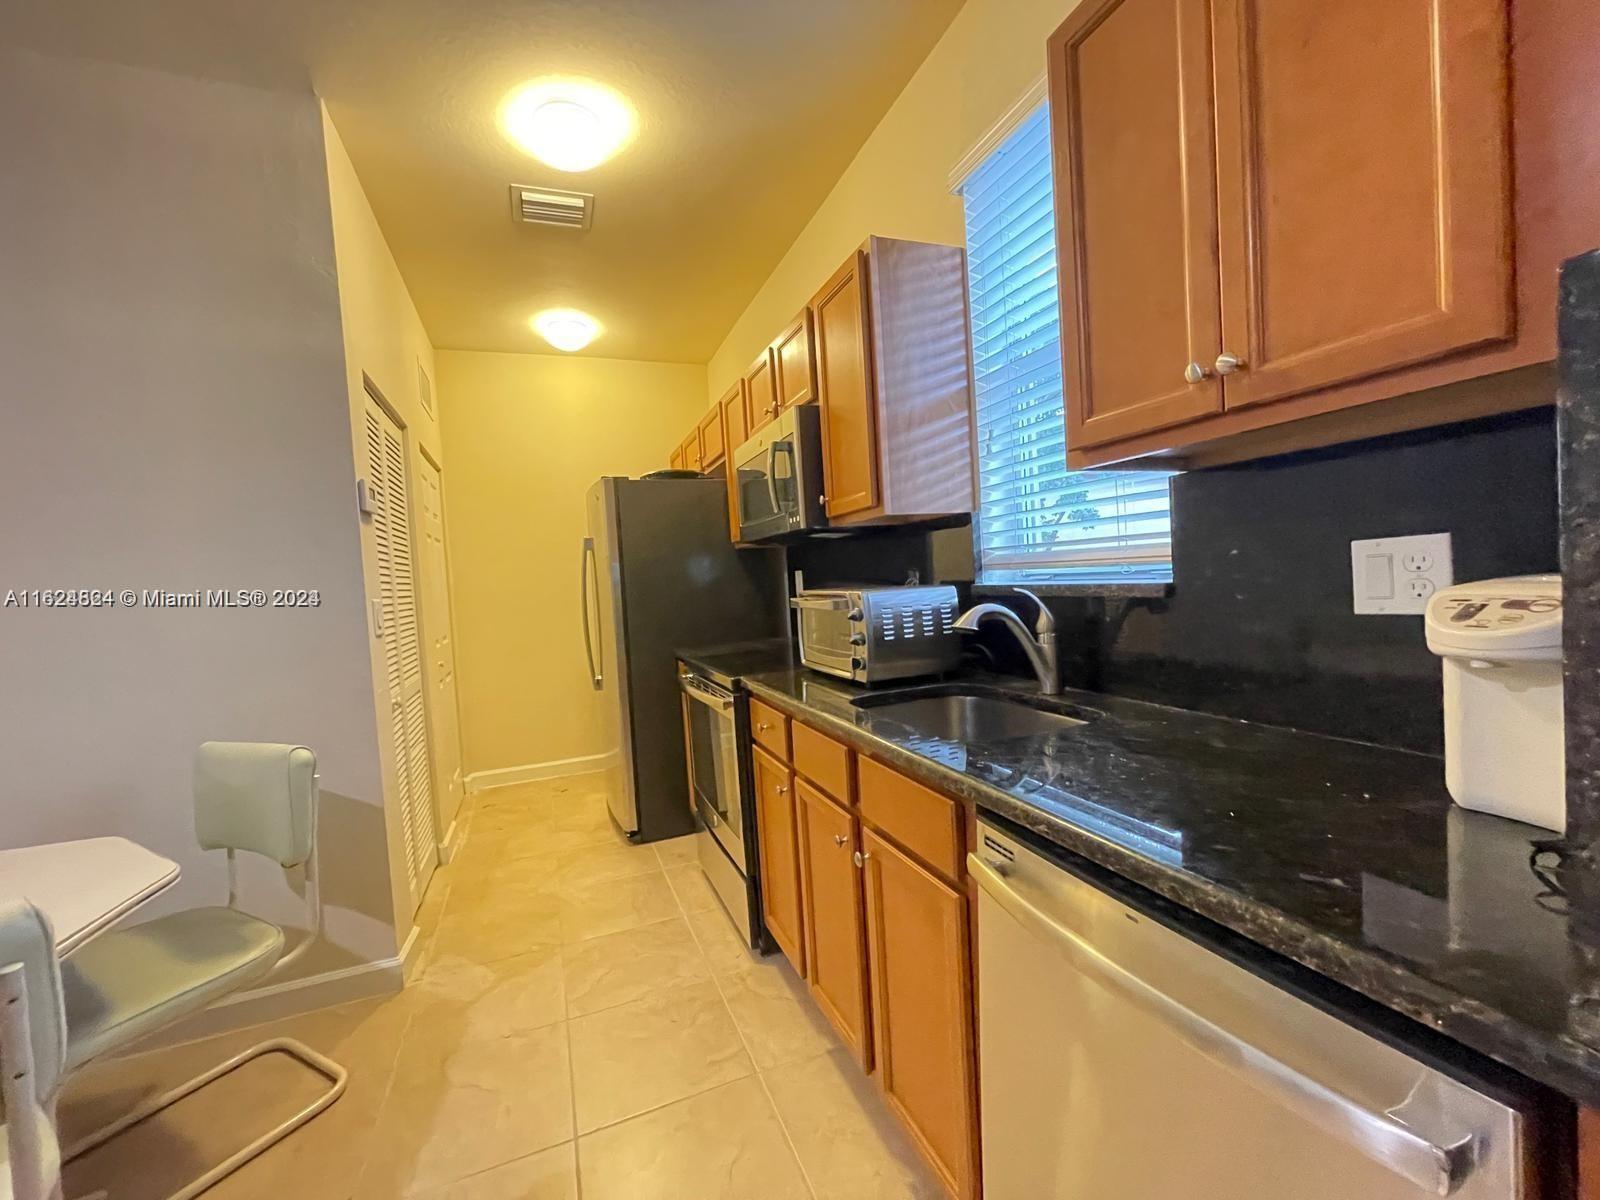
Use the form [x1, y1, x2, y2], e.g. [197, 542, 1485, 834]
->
[62, 1038, 346, 1200]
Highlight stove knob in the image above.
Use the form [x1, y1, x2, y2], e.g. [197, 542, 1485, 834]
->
[849, 633, 866, 646]
[847, 608, 864, 621]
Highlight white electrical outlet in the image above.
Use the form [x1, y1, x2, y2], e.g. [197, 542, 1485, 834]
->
[1351, 533, 1453, 615]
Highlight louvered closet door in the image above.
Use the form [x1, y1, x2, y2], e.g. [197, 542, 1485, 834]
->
[364, 400, 438, 910]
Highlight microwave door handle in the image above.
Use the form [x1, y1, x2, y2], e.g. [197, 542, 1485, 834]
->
[968, 855, 1480, 1197]
[580, 537, 602, 690]
[764, 440, 782, 515]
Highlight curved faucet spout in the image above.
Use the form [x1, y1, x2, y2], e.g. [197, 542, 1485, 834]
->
[953, 598, 1061, 695]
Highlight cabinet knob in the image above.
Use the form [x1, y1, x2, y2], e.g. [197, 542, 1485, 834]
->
[833, 833, 848, 847]
[756, 722, 770, 732]
[1214, 353, 1246, 375]
[1184, 361, 1211, 384]
[853, 850, 871, 868]
[775, 783, 788, 795]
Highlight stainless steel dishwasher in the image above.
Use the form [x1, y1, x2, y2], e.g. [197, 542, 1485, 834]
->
[970, 818, 1534, 1199]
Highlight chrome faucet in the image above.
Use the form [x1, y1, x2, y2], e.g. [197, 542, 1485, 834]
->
[953, 587, 1060, 695]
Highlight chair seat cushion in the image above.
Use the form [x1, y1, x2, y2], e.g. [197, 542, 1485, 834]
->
[61, 907, 284, 1070]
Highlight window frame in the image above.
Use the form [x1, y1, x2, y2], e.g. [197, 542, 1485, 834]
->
[955, 90, 1174, 593]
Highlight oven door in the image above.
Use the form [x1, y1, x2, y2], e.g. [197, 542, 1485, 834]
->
[680, 673, 747, 868]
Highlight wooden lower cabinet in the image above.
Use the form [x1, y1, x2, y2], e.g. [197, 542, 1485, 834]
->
[795, 777, 872, 1066]
[753, 746, 805, 974]
[861, 825, 979, 1199]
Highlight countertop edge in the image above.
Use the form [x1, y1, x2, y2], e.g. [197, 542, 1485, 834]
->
[744, 677, 1600, 1107]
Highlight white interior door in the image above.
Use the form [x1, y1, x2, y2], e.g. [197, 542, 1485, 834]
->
[364, 399, 437, 910]
[416, 453, 464, 848]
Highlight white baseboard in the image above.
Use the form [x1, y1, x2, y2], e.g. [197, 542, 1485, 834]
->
[436, 815, 465, 863]
[465, 750, 616, 794]
[120, 951, 406, 1055]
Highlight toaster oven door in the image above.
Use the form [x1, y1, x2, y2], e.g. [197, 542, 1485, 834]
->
[792, 593, 859, 679]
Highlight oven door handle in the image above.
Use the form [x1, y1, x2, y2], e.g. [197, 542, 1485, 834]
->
[679, 674, 734, 715]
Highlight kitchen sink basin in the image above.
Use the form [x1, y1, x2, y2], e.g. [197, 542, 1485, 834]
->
[853, 687, 1091, 742]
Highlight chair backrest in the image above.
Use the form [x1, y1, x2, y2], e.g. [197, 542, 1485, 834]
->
[193, 742, 317, 868]
[0, 900, 66, 1200]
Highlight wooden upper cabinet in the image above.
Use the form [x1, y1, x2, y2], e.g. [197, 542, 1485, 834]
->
[680, 431, 703, 473]
[813, 250, 881, 519]
[774, 309, 818, 411]
[745, 348, 780, 435]
[721, 379, 748, 456]
[1048, 0, 1599, 468]
[719, 379, 747, 540]
[811, 237, 974, 525]
[796, 778, 872, 1066]
[1051, 0, 1225, 451]
[668, 444, 684, 471]
[754, 746, 806, 974]
[1210, 0, 1512, 410]
[698, 405, 726, 469]
[862, 826, 978, 1198]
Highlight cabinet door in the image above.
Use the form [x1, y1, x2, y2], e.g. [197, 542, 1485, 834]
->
[1049, 0, 1225, 448]
[796, 778, 871, 1065]
[753, 746, 806, 973]
[774, 310, 818, 410]
[745, 349, 780, 434]
[862, 826, 977, 1199]
[721, 379, 748, 454]
[699, 407, 726, 468]
[669, 444, 684, 470]
[812, 250, 880, 519]
[1211, 0, 1512, 409]
[719, 380, 747, 540]
[680, 432, 703, 473]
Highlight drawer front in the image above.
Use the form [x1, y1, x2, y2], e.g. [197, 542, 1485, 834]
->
[750, 698, 791, 760]
[857, 755, 962, 882]
[792, 721, 852, 802]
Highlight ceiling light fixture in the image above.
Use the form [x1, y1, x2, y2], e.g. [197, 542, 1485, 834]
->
[531, 309, 601, 353]
[500, 78, 636, 172]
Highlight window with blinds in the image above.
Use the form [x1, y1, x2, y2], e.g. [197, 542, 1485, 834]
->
[961, 104, 1174, 585]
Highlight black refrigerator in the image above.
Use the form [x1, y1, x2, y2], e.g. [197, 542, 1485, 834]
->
[581, 475, 785, 842]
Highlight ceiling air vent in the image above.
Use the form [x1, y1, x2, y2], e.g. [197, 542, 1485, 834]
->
[510, 184, 594, 231]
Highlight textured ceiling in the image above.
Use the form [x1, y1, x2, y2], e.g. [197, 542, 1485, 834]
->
[3, 0, 967, 361]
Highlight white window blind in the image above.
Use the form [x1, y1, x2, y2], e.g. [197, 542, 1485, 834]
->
[961, 104, 1174, 585]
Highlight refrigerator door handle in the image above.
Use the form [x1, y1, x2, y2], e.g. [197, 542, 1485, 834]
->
[969, 854, 1481, 1197]
[580, 536, 602, 690]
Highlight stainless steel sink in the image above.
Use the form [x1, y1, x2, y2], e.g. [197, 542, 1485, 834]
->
[854, 689, 1090, 742]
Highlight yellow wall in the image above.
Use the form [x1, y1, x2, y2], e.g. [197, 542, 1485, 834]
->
[706, 0, 1073, 400]
[323, 109, 460, 930]
[437, 351, 710, 779]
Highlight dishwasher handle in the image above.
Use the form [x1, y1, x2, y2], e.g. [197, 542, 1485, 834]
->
[968, 854, 1479, 1197]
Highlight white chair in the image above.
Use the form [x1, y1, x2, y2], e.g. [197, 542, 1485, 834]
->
[55, 743, 347, 1200]
[0, 900, 65, 1200]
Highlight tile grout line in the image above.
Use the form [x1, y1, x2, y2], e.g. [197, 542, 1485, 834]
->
[684, 879, 822, 1200]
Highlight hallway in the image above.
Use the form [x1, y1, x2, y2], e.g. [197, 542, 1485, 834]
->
[59, 775, 942, 1199]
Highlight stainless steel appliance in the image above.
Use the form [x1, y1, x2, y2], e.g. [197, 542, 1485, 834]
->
[971, 817, 1533, 1199]
[791, 584, 960, 684]
[731, 405, 827, 542]
[678, 662, 759, 943]
[581, 476, 784, 841]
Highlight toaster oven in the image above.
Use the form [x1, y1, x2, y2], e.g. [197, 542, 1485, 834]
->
[791, 585, 961, 684]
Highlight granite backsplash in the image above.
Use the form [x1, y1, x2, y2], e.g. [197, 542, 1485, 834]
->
[784, 404, 1562, 757]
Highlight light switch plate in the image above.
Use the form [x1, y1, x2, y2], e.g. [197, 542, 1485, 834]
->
[1351, 533, 1452, 615]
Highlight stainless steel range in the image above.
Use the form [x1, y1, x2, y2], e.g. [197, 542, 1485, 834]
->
[678, 660, 761, 945]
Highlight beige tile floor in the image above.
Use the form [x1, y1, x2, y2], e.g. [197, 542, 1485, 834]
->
[59, 773, 942, 1199]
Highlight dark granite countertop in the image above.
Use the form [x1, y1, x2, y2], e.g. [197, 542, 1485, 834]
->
[733, 664, 1600, 1106]
[676, 640, 797, 688]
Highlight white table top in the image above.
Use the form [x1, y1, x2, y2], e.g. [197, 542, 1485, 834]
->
[0, 837, 181, 956]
